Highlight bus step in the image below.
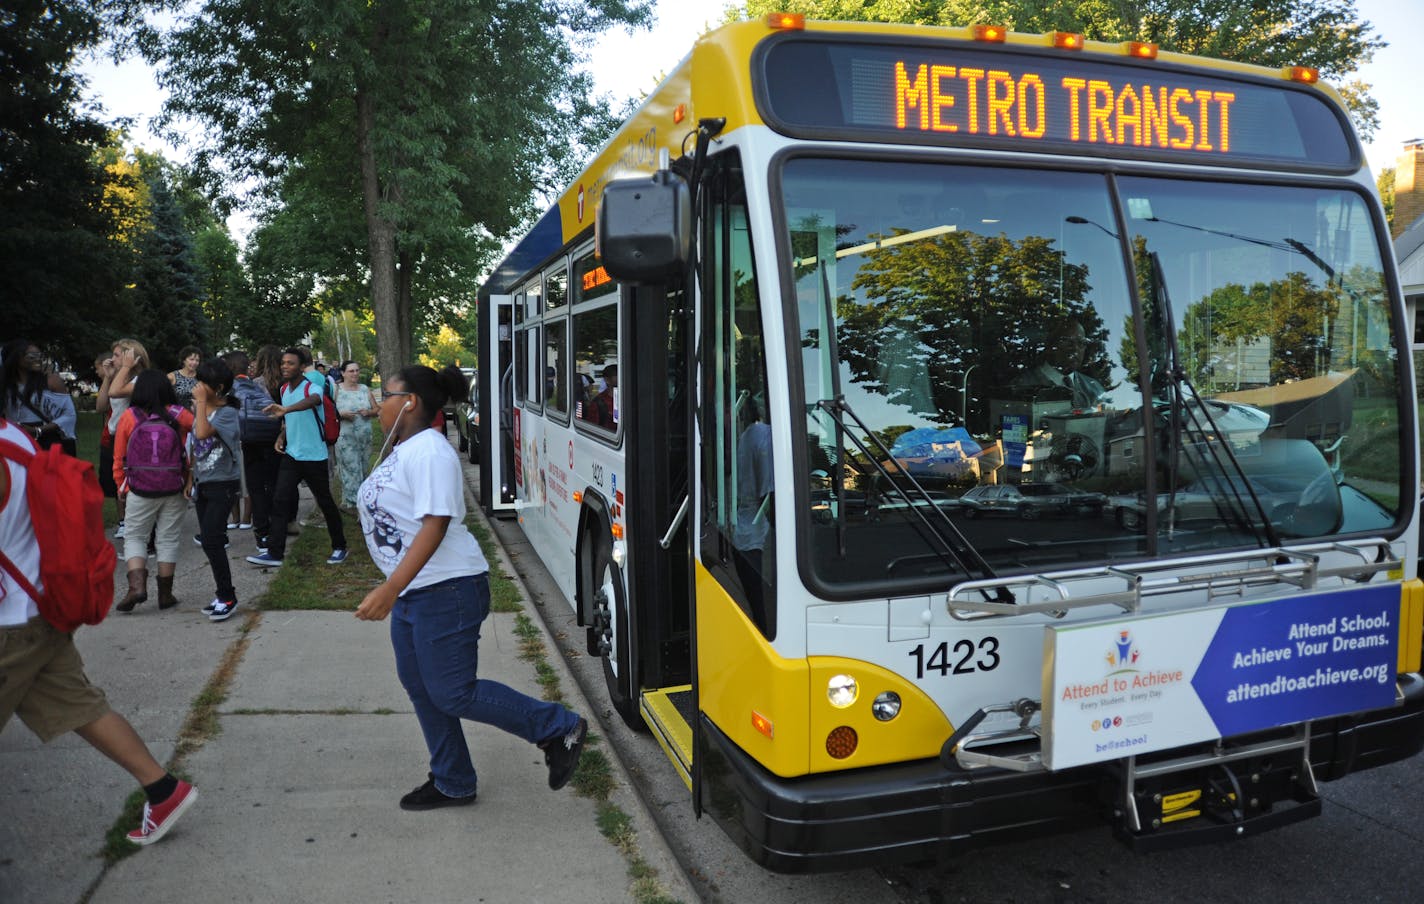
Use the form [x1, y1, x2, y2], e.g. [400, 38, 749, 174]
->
[640, 685, 694, 790]
[1116, 727, 1321, 852]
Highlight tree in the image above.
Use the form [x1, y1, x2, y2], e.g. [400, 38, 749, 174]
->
[0, 1, 131, 368]
[123, 163, 210, 369]
[1377, 167, 1395, 232]
[136, 0, 653, 380]
[418, 323, 475, 370]
[740, 0, 1385, 138]
[831, 229, 1110, 429]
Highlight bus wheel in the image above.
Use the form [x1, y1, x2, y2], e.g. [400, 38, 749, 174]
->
[586, 535, 644, 731]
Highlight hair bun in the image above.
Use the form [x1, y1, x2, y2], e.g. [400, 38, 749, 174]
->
[438, 364, 467, 400]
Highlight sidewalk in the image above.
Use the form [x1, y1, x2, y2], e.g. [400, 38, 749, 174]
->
[0, 454, 695, 903]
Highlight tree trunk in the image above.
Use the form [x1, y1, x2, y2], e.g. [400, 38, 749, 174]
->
[356, 88, 402, 381]
[396, 249, 414, 365]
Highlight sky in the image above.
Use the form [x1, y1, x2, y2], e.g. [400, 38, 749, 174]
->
[79, 0, 1424, 230]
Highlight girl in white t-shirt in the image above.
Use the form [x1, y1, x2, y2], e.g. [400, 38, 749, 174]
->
[354, 364, 586, 810]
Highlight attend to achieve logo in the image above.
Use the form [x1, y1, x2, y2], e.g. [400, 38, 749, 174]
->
[1091, 715, 1125, 732]
[1106, 629, 1141, 673]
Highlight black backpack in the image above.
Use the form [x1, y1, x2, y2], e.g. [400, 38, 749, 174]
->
[233, 378, 280, 444]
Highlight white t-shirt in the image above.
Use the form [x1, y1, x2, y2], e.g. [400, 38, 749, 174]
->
[0, 420, 41, 626]
[357, 428, 488, 593]
[106, 378, 135, 433]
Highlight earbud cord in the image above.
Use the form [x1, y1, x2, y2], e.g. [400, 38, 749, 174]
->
[375, 403, 408, 462]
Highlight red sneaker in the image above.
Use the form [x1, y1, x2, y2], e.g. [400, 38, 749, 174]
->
[126, 780, 198, 846]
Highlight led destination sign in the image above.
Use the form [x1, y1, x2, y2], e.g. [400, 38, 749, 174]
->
[758, 39, 1354, 168]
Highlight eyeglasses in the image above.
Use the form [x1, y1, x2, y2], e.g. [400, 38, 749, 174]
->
[383, 391, 412, 399]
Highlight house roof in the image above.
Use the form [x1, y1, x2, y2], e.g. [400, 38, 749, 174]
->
[1398, 211, 1424, 267]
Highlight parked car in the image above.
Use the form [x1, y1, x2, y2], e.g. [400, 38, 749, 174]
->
[1112, 476, 1295, 531]
[454, 369, 479, 463]
[960, 483, 1106, 520]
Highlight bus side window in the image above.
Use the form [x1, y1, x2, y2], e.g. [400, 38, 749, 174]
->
[700, 149, 775, 639]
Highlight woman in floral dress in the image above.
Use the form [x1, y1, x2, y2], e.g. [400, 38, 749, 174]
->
[334, 360, 377, 508]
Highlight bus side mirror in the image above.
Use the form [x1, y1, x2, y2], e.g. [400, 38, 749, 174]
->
[596, 170, 691, 283]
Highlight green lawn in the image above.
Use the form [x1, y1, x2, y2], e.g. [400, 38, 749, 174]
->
[75, 410, 119, 528]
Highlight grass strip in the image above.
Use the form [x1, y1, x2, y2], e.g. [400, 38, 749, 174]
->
[256, 510, 383, 610]
[498, 566, 683, 904]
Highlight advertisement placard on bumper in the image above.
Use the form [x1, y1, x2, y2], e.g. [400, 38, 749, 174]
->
[1043, 585, 1399, 770]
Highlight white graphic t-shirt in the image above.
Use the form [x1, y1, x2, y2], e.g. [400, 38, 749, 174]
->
[0, 420, 41, 626]
[358, 428, 488, 593]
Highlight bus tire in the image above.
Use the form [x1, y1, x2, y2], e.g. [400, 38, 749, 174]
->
[582, 529, 644, 731]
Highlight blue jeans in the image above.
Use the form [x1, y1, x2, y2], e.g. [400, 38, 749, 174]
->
[390, 574, 578, 798]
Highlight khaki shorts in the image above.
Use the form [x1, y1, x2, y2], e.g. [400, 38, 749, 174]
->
[0, 618, 111, 742]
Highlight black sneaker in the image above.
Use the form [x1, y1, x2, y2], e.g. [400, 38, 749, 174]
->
[399, 774, 476, 811]
[209, 599, 239, 622]
[541, 717, 588, 790]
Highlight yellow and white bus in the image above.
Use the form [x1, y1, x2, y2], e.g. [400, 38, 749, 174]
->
[477, 16, 1424, 871]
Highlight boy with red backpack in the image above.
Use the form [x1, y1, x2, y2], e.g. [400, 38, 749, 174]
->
[112, 371, 194, 612]
[246, 346, 348, 568]
[0, 412, 198, 845]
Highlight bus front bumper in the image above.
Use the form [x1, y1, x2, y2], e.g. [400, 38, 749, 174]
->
[696, 672, 1424, 873]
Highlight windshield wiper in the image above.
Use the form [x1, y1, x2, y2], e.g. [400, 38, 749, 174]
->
[1149, 252, 1281, 547]
[814, 396, 1009, 597]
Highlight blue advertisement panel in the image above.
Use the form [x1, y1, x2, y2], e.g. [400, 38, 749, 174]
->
[1190, 584, 1399, 737]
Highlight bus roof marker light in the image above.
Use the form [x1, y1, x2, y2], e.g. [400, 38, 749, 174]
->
[1052, 31, 1084, 51]
[752, 710, 774, 739]
[1285, 66, 1319, 84]
[1125, 41, 1158, 60]
[972, 24, 1007, 43]
[765, 12, 804, 30]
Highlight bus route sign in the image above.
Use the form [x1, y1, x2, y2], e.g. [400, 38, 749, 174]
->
[757, 37, 1355, 170]
[1042, 584, 1398, 770]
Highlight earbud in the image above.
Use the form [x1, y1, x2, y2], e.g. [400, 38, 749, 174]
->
[404, 402, 414, 410]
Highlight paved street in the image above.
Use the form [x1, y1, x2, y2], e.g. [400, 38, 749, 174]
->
[0, 463, 693, 904]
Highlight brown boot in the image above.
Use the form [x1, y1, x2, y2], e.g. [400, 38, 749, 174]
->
[116, 567, 148, 612]
[157, 574, 179, 610]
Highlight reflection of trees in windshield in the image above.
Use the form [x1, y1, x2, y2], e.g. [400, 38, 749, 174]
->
[1180, 272, 1340, 388]
[822, 230, 1113, 431]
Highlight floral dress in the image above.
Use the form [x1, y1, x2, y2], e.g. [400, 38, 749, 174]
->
[171, 371, 198, 410]
[334, 385, 375, 506]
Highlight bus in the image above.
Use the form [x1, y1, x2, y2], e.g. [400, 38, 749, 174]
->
[477, 16, 1424, 872]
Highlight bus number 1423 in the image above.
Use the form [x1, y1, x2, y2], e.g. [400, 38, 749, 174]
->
[908, 637, 1001, 679]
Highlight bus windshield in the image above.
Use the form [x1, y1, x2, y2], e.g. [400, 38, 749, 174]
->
[781, 157, 1404, 590]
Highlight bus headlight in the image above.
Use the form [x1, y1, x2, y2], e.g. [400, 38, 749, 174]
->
[827, 674, 858, 708]
[871, 691, 902, 721]
[611, 540, 627, 568]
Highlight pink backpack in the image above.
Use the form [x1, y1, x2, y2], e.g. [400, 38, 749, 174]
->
[124, 406, 186, 495]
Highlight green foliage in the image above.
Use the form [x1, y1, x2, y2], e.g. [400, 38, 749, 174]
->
[0, 1, 131, 369]
[1378, 167, 1395, 232]
[138, 0, 655, 376]
[418, 323, 476, 369]
[313, 309, 377, 371]
[739, 0, 1384, 137]
[834, 229, 1110, 428]
[124, 164, 211, 369]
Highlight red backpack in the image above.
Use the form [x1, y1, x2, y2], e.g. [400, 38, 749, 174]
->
[0, 437, 117, 633]
[288, 379, 340, 446]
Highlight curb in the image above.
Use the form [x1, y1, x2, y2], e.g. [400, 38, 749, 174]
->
[459, 470, 700, 903]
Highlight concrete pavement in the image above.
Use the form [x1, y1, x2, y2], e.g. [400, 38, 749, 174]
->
[0, 455, 694, 903]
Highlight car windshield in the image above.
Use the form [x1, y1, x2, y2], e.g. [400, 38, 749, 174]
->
[781, 157, 1406, 591]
